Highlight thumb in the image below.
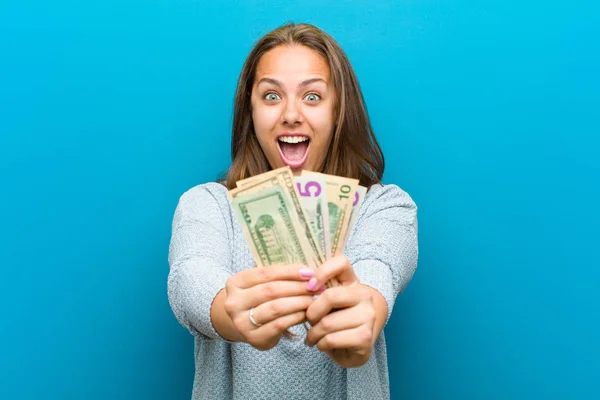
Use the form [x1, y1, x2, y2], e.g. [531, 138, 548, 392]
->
[310, 256, 357, 290]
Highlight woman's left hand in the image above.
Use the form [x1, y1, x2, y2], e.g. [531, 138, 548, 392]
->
[305, 256, 385, 368]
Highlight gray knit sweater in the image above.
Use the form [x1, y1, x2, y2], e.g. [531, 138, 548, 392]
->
[167, 181, 418, 400]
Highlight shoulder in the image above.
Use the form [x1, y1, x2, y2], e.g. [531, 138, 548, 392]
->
[178, 181, 229, 206]
[361, 183, 418, 219]
[172, 182, 231, 227]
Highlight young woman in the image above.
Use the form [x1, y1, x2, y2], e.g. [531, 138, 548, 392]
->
[168, 22, 418, 400]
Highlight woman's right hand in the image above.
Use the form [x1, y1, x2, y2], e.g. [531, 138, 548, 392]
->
[223, 264, 320, 351]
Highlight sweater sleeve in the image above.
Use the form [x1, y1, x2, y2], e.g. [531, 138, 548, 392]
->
[344, 184, 419, 323]
[167, 184, 233, 340]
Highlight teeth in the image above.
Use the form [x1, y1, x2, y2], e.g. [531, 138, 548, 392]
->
[278, 136, 309, 144]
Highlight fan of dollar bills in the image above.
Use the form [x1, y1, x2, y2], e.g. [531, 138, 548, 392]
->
[227, 167, 367, 287]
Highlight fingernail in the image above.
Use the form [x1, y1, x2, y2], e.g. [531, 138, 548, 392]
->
[299, 268, 314, 278]
[307, 277, 318, 291]
[317, 284, 326, 293]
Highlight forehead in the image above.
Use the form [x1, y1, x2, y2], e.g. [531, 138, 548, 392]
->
[255, 45, 330, 82]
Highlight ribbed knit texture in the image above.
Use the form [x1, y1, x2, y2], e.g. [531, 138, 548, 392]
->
[167, 182, 418, 400]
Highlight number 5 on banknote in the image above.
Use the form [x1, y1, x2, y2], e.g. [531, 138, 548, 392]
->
[296, 175, 331, 260]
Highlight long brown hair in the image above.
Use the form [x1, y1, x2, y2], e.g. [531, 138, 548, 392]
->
[225, 22, 384, 189]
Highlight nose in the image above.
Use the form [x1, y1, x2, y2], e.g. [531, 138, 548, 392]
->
[281, 98, 303, 125]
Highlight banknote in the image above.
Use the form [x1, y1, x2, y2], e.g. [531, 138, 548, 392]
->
[295, 174, 331, 259]
[301, 171, 358, 257]
[343, 185, 367, 247]
[229, 184, 311, 267]
[229, 167, 324, 269]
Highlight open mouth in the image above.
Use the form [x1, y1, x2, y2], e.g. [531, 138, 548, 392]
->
[276, 135, 310, 169]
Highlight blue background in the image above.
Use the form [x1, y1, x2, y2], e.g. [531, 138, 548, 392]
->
[1, 0, 598, 398]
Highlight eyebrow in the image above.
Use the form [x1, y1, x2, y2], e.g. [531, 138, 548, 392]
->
[256, 77, 327, 89]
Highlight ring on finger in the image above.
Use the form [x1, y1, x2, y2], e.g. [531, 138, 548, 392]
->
[248, 307, 262, 327]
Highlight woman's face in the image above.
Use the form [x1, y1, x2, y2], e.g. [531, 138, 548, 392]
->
[251, 45, 336, 175]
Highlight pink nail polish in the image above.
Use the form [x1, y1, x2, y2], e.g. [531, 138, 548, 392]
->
[299, 268, 314, 278]
[307, 277, 318, 291]
[317, 284, 326, 292]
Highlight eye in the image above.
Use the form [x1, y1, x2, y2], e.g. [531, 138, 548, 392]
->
[304, 93, 321, 103]
[264, 92, 281, 101]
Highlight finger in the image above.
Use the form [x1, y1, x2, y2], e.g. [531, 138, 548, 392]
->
[305, 307, 363, 347]
[251, 295, 314, 326]
[315, 325, 373, 353]
[306, 286, 362, 325]
[242, 281, 315, 309]
[309, 256, 357, 291]
[249, 311, 307, 345]
[231, 264, 315, 289]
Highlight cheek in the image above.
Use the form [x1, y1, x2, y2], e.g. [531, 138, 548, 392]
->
[305, 107, 335, 144]
[253, 107, 280, 137]
[306, 101, 335, 126]
[252, 107, 281, 154]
